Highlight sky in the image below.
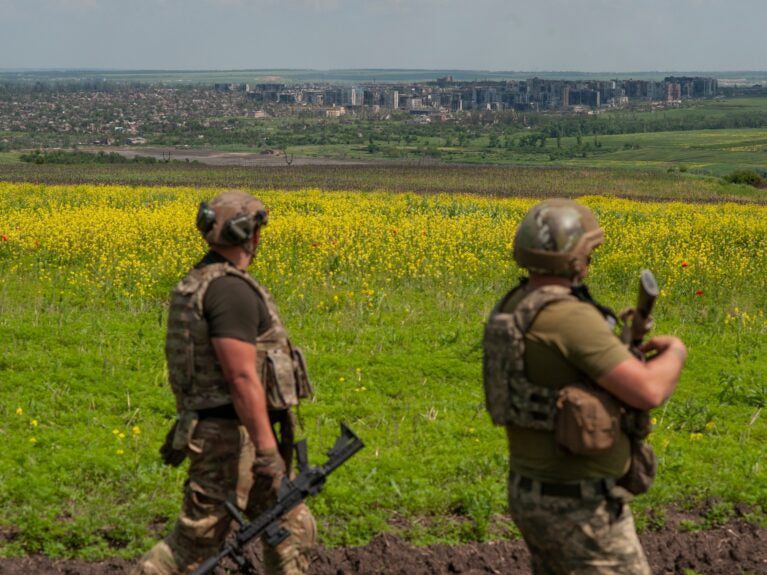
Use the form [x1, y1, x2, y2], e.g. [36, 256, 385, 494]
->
[0, 0, 764, 72]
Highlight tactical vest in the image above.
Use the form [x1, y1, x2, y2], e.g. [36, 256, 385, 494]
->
[165, 262, 313, 413]
[483, 283, 577, 429]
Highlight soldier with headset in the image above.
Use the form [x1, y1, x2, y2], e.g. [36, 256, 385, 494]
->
[132, 191, 315, 575]
[483, 199, 687, 574]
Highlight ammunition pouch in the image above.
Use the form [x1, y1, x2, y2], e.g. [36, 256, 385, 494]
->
[617, 440, 657, 495]
[261, 345, 314, 411]
[555, 382, 621, 455]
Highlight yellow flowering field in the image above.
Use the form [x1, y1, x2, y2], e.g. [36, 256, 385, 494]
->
[1, 182, 767, 306]
[0, 182, 766, 556]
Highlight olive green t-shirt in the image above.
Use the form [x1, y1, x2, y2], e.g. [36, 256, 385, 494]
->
[197, 252, 272, 343]
[503, 291, 633, 482]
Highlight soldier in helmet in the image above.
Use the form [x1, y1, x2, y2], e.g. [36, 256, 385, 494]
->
[483, 199, 686, 574]
[132, 191, 316, 575]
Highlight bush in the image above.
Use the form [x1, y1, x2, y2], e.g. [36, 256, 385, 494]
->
[19, 150, 159, 165]
[723, 169, 765, 187]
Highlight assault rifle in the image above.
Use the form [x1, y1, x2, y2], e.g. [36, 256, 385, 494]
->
[191, 423, 364, 575]
[619, 269, 659, 359]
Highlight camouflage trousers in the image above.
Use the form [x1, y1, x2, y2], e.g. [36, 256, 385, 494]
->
[507, 473, 651, 575]
[131, 418, 316, 575]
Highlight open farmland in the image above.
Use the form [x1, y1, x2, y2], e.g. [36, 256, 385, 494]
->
[0, 182, 765, 575]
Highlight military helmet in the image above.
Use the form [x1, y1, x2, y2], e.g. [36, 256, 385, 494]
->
[196, 190, 268, 247]
[513, 199, 604, 277]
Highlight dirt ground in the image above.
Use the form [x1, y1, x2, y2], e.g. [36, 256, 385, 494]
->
[1, 520, 765, 575]
[81, 146, 372, 167]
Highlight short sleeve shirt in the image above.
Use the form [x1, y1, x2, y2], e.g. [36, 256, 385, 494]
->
[502, 293, 633, 482]
[197, 252, 272, 343]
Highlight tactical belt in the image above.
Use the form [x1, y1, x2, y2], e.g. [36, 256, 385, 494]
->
[513, 473, 611, 499]
[197, 404, 239, 421]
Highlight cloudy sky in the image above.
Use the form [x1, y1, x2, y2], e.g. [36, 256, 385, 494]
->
[0, 0, 764, 71]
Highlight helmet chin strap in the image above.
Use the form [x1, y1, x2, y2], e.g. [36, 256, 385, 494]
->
[241, 226, 261, 260]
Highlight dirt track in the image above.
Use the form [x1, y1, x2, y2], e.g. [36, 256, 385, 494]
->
[1, 520, 765, 575]
[81, 146, 372, 167]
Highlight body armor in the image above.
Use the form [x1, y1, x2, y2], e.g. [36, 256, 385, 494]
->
[165, 262, 313, 414]
[483, 282, 577, 429]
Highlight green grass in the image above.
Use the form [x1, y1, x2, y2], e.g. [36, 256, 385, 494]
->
[0, 163, 765, 203]
[0, 183, 766, 560]
[0, 152, 20, 164]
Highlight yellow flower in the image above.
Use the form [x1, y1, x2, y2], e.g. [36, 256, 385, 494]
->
[132, 426, 141, 435]
[30, 419, 39, 427]
[689, 432, 704, 442]
[705, 421, 716, 431]
[118, 432, 126, 440]
[15, 407, 23, 416]
[112, 428, 120, 435]
[116, 449, 125, 456]
[651, 417, 657, 426]
[29, 437, 37, 444]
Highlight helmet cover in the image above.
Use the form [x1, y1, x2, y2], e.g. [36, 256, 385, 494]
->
[513, 199, 603, 277]
[197, 190, 268, 247]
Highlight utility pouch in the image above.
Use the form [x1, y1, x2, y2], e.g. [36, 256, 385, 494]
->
[617, 441, 657, 495]
[171, 410, 200, 452]
[556, 382, 621, 455]
[291, 346, 315, 400]
[160, 420, 187, 467]
[263, 348, 298, 410]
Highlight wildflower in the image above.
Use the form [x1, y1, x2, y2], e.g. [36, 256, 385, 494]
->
[651, 417, 657, 426]
[1, 235, 7, 242]
[132, 426, 141, 435]
[689, 432, 703, 441]
[681, 261, 688, 268]
[15, 407, 23, 416]
[30, 419, 39, 428]
[118, 432, 126, 440]
[116, 449, 125, 456]
[695, 290, 704, 296]
[29, 437, 37, 444]
[112, 428, 120, 435]
[339, 377, 345, 383]
[705, 421, 715, 431]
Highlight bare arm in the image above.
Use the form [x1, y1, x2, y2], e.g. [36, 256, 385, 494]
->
[211, 337, 277, 452]
[597, 335, 687, 410]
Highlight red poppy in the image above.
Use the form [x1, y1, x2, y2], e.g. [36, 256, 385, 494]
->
[0, 235, 7, 242]
[681, 261, 689, 268]
[695, 289, 704, 296]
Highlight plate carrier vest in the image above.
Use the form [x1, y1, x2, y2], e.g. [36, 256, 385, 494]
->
[165, 262, 313, 414]
[483, 283, 578, 429]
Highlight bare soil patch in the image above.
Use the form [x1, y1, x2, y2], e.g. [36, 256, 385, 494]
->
[81, 146, 372, 167]
[0, 520, 764, 574]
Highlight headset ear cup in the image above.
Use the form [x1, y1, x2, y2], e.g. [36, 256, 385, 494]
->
[196, 202, 216, 234]
[222, 214, 255, 244]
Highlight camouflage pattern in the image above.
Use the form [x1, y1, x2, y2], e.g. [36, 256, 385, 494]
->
[198, 191, 268, 247]
[483, 283, 576, 428]
[165, 261, 310, 414]
[131, 418, 316, 575]
[513, 199, 604, 278]
[507, 474, 650, 575]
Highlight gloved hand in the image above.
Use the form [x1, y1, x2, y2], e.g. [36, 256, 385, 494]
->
[252, 447, 287, 502]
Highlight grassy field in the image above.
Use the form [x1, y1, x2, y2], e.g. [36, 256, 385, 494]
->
[0, 162, 765, 204]
[0, 182, 765, 561]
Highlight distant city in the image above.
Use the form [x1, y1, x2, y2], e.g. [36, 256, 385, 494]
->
[213, 75, 734, 119]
